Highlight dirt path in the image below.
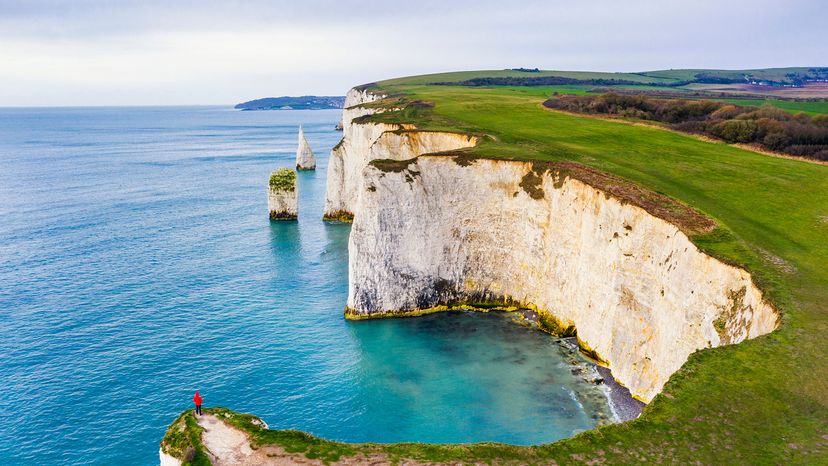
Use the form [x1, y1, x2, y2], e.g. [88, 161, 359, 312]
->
[196, 414, 396, 466]
[197, 413, 272, 466]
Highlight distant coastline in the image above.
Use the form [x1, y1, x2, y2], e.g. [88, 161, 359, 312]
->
[235, 95, 345, 110]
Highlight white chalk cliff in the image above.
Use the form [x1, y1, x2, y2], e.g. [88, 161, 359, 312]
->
[325, 86, 778, 403]
[159, 448, 181, 466]
[324, 88, 478, 219]
[295, 126, 316, 170]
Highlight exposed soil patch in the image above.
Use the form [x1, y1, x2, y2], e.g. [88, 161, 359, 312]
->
[198, 414, 275, 466]
[758, 248, 797, 274]
[540, 160, 717, 235]
[198, 413, 400, 466]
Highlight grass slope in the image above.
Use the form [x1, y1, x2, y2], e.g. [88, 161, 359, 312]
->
[380, 69, 679, 86]
[717, 98, 828, 116]
[165, 73, 828, 465]
[635, 67, 824, 83]
[369, 81, 828, 464]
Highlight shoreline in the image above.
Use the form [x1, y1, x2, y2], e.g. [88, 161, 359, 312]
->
[554, 334, 644, 423]
[523, 311, 645, 424]
[596, 365, 645, 422]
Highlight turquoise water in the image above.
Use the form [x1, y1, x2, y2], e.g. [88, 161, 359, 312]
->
[0, 107, 611, 464]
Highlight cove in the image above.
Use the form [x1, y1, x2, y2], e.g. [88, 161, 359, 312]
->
[0, 106, 613, 465]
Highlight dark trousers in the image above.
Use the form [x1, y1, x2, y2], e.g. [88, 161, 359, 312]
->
[195, 404, 202, 415]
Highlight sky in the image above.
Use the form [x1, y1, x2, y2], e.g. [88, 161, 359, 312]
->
[0, 0, 825, 106]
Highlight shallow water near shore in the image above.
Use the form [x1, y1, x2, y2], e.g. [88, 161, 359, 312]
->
[0, 106, 613, 465]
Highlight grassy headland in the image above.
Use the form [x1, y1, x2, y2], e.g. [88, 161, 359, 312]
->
[165, 70, 828, 465]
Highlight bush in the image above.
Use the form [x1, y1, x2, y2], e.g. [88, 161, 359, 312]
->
[763, 131, 791, 150]
[542, 94, 828, 161]
[269, 168, 296, 192]
[813, 150, 828, 161]
[812, 115, 828, 128]
[713, 120, 758, 143]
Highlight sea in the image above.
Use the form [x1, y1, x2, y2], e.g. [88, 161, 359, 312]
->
[0, 106, 612, 464]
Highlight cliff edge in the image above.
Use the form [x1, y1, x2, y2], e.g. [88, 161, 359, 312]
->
[325, 86, 778, 403]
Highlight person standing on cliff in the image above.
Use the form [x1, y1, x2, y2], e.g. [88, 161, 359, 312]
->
[193, 391, 203, 416]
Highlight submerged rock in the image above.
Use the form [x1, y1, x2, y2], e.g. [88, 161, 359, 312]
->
[268, 168, 297, 220]
[295, 125, 316, 170]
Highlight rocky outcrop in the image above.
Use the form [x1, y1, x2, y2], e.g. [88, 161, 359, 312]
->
[268, 168, 297, 220]
[159, 448, 182, 466]
[345, 155, 778, 402]
[296, 126, 316, 170]
[323, 87, 477, 220]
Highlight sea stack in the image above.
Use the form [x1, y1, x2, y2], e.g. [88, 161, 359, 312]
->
[268, 168, 297, 220]
[295, 125, 316, 170]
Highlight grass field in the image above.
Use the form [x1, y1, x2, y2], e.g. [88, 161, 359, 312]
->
[636, 67, 822, 83]
[380, 69, 679, 86]
[381, 67, 827, 87]
[716, 98, 828, 115]
[166, 73, 828, 464]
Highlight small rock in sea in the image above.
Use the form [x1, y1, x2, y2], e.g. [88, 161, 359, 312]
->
[268, 168, 298, 220]
[521, 309, 539, 322]
[295, 125, 316, 170]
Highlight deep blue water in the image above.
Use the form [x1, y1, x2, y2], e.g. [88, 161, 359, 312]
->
[0, 106, 611, 465]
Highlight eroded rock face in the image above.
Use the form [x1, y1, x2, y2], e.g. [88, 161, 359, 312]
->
[268, 188, 297, 220]
[323, 87, 477, 219]
[159, 447, 182, 466]
[347, 156, 778, 402]
[268, 169, 298, 220]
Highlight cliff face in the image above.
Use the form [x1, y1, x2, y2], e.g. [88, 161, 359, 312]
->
[325, 87, 778, 403]
[268, 169, 298, 220]
[159, 448, 181, 466]
[268, 187, 297, 220]
[323, 88, 477, 219]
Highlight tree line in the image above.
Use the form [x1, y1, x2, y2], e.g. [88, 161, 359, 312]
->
[544, 94, 828, 161]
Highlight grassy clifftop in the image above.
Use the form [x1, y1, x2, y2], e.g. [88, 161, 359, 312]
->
[165, 71, 828, 465]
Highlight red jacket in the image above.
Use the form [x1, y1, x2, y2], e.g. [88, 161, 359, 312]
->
[193, 392, 202, 406]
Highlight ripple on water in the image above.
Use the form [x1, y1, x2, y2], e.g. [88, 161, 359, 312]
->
[0, 106, 613, 465]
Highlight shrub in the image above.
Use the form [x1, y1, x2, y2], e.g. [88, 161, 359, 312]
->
[713, 120, 759, 143]
[542, 93, 828, 161]
[269, 168, 296, 192]
[813, 150, 828, 161]
[812, 115, 828, 128]
[763, 131, 791, 150]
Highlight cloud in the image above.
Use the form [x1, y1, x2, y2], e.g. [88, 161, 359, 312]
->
[0, 0, 825, 105]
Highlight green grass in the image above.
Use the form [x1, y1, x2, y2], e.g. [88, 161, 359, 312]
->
[165, 74, 828, 464]
[269, 168, 296, 191]
[363, 80, 828, 464]
[380, 67, 826, 87]
[380, 69, 678, 86]
[715, 98, 828, 115]
[637, 67, 821, 83]
[160, 410, 212, 466]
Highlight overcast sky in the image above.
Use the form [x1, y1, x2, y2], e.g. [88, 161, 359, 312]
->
[0, 0, 825, 106]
